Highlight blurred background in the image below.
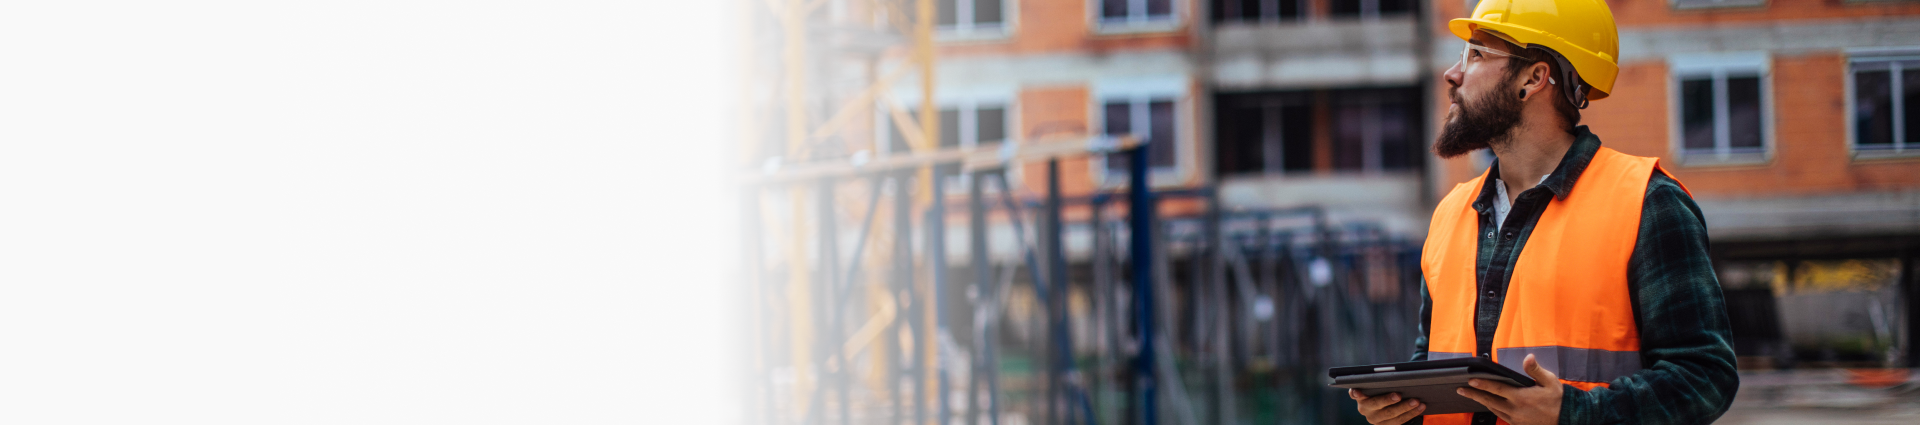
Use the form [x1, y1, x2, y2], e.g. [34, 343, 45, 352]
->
[734, 0, 1920, 424]
[0, 1, 739, 423]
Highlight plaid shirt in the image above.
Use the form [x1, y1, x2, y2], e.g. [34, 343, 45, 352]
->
[1409, 126, 1741, 425]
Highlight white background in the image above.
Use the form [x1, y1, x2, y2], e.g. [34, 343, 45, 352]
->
[0, 1, 739, 423]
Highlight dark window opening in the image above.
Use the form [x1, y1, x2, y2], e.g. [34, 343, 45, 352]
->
[1329, 0, 1413, 19]
[937, 108, 963, 177]
[1726, 76, 1763, 149]
[1211, 0, 1305, 22]
[978, 106, 1007, 144]
[1331, 0, 1361, 17]
[937, 0, 959, 26]
[1333, 98, 1416, 172]
[928, 0, 1005, 30]
[1851, 59, 1920, 152]
[1681, 78, 1716, 151]
[1148, 0, 1173, 16]
[1679, 72, 1766, 157]
[1106, 98, 1180, 175]
[974, 0, 1002, 26]
[1102, 0, 1130, 20]
[1856, 69, 1894, 147]
[1102, 0, 1175, 23]
[1215, 87, 1421, 178]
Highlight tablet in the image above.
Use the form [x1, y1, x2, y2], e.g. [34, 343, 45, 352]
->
[1327, 357, 1537, 415]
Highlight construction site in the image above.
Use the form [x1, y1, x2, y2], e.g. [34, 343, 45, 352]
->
[733, 0, 1920, 424]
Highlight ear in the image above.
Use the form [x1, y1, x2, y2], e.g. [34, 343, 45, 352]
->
[1518, 61, 1554, 102]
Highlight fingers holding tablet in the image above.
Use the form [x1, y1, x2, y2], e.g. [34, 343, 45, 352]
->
[1353, 390, 1426, 425]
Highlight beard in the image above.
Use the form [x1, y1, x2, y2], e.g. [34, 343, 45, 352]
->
[1433, 79, 1525, 159]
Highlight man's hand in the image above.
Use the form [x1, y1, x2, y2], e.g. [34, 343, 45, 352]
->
[1456, 354, 1563, 425]
[1351, 389, 1424, 425]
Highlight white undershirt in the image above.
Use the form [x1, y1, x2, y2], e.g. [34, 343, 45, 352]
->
[1491, 175, 1550, 232]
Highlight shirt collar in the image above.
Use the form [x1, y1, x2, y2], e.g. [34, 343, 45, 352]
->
[1470, 125, 1602, 213]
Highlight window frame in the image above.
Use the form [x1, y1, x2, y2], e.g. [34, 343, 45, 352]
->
[1667, 52, 1774, 167]
[935, 0, 1015, 41]
[1092, 0, 1181, 34]
[1845, 47, 1920, 160]
[1092, 77, 1190, 187]
[874, 93, 1018, 190]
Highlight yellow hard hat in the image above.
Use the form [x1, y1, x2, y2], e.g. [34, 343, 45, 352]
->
[1449, 0, 1620, 101]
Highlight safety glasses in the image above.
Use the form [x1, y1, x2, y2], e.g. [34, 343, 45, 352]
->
[1459, 41, 1557, 85]
[1460, 42, 1516, 66]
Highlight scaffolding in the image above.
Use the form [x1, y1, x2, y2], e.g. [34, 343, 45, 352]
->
[741, 1, 1426, 424]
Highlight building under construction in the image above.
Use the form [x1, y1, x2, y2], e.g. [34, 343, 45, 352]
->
[737, 0, 1920, 424]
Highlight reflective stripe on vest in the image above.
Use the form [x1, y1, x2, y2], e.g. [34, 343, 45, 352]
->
[1418, 147, 1688, 425]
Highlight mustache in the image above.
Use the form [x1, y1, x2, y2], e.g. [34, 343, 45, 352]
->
[1445, 86, 1463, 121]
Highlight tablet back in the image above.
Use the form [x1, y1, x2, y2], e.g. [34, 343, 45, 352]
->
[1329, 367, 1527, 415]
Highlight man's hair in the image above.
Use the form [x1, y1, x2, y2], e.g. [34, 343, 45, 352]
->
[1493, 39, 1582, 131]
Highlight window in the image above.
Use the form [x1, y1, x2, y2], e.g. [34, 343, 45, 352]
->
[1098, 0, 1176, 29]
[903, 0, 1006, 36]
[1332, 93, 1418, 173]
[1210, 0, 1304, 23]
[1850, 53, 1920, 157]
[944, 0, 1006, 32]
[1215, 93, 1312, 176]
[1671, 53, 1769, 164]
[1214, 88, 1422, 177]
[1095, 77, 1185, 183]
[881, 102, 1011, 178]
[1330, 0, 1414, 18]
[1103, 98, 1179, 175]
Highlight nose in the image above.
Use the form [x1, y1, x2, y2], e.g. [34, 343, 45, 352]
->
[1445, 61, 1463, 92]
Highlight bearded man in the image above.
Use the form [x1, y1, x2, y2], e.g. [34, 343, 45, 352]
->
[1348, 1, 1742, 424]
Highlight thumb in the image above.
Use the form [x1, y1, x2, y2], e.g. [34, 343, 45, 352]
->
[1523, 353, 1558, 386]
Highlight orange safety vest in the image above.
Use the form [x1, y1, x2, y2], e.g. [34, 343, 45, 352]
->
[1418, 147, 1687, 425]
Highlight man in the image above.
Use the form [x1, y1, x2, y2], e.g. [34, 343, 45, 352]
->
[1349, 0, 1741, 424]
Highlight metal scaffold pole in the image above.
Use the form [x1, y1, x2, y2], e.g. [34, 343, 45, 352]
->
[1043, 159, 1066, 425]
[967, 169, 998, 425]
[928, 170, 951, 425]
[1128, 144, 1156, 425]
[1206, 192, 1234, 425]
[893, 170, 920, 425]
[912, 0, 943, 422]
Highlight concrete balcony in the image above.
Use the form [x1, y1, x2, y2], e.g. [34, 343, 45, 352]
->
[1698, 190, 1920, 242]
[1209, 17, 1426, 90]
